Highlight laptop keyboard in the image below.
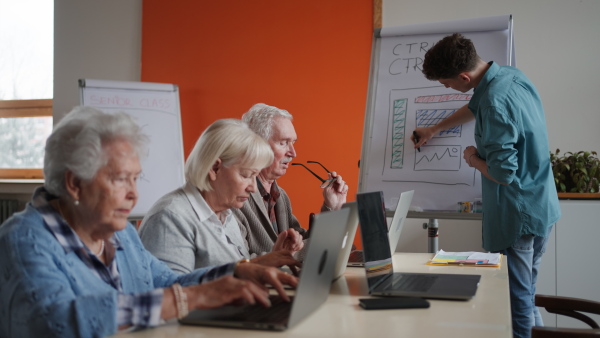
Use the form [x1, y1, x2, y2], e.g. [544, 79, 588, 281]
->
[239, 295, 293, 323]
[391, 274, 438, 292]
[348, 250, 364, 263]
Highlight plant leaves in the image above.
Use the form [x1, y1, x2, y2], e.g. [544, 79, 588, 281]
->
[551, 149, 600, 194]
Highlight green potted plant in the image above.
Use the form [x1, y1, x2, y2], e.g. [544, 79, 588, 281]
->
[550, 149, 600, 198]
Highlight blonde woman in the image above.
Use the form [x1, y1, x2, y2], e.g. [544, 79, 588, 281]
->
[139, 119, 303, 274]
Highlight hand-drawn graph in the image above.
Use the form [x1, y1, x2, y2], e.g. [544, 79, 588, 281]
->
[416, 109, 462, 138]
[390, 99, 407, 169]
[414, 145, 462, 171]
[382, 87, 475, 187]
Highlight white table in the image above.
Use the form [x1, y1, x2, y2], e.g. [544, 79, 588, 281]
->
[115, 253, 511, 338]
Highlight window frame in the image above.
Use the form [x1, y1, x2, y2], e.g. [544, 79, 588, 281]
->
[0, 99, 52, 179]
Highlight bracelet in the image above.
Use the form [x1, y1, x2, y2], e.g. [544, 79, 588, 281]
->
[468, 153, 479, 167]
[171, 283, 188, 319]
[234, 258, 250, 277]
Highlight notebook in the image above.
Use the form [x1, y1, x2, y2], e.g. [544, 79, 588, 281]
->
[345, 190, 414, 267]
[179, 207, 351, 331]
[356, 191, 481, 301]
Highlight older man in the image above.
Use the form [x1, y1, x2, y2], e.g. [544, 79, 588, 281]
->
[232, 103, 348, 256]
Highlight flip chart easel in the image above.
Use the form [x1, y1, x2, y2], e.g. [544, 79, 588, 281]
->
[365, 16, 514, 251]
[79, 79, 185, 218]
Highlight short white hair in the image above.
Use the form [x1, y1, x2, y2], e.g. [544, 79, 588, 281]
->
[185, 119, 274, 192]
[44, 106, 149, 197]
[242, 103, 293, 140]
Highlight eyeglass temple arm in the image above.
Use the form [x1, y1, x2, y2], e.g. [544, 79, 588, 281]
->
[306, 160, 331, 173]
[291, 163, 326, 183]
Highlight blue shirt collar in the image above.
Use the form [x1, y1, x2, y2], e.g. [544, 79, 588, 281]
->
[469, 61, 500, 113]
[31, 186, 122, 254]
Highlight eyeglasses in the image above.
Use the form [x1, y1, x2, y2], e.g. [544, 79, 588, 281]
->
[291, 161, 334, 188]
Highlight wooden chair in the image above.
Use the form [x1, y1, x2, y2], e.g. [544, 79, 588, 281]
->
[532, 294, 600, 337]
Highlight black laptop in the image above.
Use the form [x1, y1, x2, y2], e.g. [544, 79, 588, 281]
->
[179, 208, 351, 330]
[356, 191, 481, 301]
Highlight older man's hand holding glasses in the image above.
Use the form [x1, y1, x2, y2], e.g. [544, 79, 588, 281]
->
[291, 161, 349, 210]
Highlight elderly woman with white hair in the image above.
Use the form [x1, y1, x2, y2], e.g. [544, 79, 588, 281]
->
[139, 119, 303, 274]
[0, 107, 297, 338]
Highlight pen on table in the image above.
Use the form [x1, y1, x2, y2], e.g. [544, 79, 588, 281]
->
[412, 130, 421, 152]
[445, 260, 488, 265]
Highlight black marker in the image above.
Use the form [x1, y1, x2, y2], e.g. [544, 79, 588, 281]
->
[412, 130, 421, 152]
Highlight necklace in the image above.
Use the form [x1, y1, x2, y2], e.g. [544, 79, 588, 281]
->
[95, 240, 105, 257]
[56, 200, 104, 258]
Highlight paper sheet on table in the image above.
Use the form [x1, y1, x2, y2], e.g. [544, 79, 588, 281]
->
[428, 249, 502, 266]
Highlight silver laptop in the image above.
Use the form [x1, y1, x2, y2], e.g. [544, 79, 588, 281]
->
[332, 201, 361, 279]
[179, 208, 351, 331]
[357, 191, 481, 301]
[345, 190, 414, 268]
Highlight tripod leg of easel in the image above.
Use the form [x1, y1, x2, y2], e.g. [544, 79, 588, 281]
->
[422, 218, 439, 253]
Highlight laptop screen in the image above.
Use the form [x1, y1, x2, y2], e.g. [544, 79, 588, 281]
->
[356, 191, 394, 290]
[387, 190, 414, 254]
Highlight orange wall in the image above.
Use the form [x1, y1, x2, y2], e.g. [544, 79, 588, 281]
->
[141, 1, 372, 248]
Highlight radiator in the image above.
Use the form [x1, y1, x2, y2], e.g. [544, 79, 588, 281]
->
[0, 199, 19, 224]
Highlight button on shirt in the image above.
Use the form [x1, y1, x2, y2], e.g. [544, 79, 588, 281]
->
[468, 61, 560, 251]
[182, 183, 250, 265]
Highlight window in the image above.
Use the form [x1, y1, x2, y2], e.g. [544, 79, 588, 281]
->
[0, 0, 54, 179]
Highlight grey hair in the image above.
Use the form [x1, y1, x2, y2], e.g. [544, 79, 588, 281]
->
[241, 103, 293, 140]
[44, 106, 149, 197]
[185, 119, 274, 192]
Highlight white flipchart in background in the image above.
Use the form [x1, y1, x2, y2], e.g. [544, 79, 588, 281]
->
[79, 78, 185, 218]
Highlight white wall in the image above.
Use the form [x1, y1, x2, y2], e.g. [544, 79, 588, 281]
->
[53, 0, 142, 121]
[0, 1, 143, 210]
[383, 0, 600, 152]
[385, 0, 600, 253]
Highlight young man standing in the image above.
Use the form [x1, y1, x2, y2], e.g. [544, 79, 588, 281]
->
[413, 33, 560, 338]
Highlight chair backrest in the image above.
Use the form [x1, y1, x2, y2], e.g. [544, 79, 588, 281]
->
[532, 294, 600, 338]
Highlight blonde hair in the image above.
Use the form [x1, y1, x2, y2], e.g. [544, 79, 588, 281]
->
[185, 119, 274, 191]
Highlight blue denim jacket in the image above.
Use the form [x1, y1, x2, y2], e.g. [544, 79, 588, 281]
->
[0, 203, 214, 338]
[468, 62, 560, 251]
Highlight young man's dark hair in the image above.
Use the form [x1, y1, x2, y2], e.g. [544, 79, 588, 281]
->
[422, 33, 479, 80]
